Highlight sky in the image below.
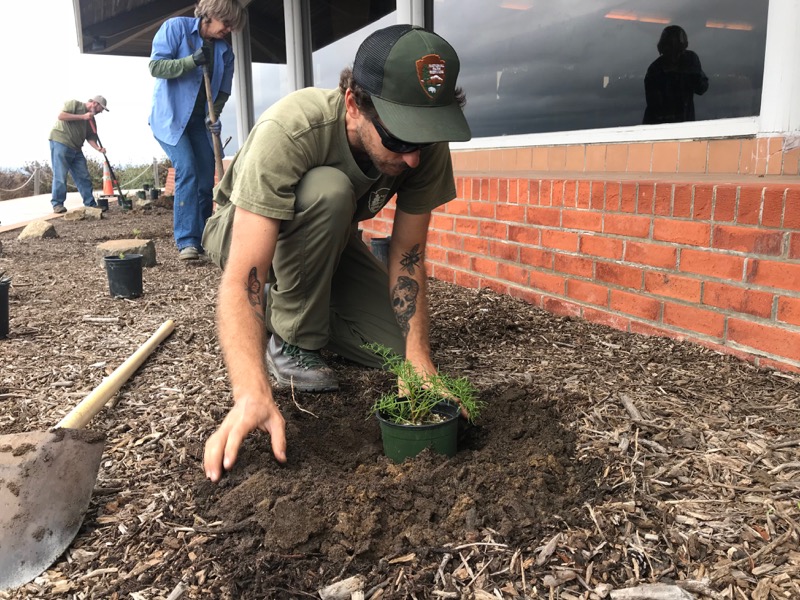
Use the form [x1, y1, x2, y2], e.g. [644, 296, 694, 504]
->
[3, 1, 167, 169]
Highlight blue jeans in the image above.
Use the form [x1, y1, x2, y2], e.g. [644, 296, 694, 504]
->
[156, 114, 214, 251]
[49, 140, 96, 207]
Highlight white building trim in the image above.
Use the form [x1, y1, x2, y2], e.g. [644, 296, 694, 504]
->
[758, 0, 800, 134]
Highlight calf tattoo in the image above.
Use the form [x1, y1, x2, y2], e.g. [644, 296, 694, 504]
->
[246, 267, 265, 323]
[400, 244, 422, 275]
[392, 276, 419, 336]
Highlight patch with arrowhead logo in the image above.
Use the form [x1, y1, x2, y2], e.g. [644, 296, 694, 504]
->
[368, 188, 391, 214]
[416, 54, 446, 100]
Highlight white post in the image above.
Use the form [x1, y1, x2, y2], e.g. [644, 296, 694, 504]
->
[285, 0, 313, 91]
[396, 0, 425, 26]
[758, 0, 800, 134]
[232, 15, 255, 147]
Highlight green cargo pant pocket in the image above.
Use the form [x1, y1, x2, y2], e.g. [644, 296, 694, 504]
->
[202, 201, 235, 270]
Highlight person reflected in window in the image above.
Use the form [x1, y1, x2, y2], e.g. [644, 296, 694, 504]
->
[643, 25, 709, 124]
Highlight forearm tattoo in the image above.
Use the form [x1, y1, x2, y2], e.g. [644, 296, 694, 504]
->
[246, 267, 265, 323]
[400, 244, 422, 275]
[392, 276, 419, 337]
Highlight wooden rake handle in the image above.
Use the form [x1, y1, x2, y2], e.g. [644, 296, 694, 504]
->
[56, 320, 175, 429]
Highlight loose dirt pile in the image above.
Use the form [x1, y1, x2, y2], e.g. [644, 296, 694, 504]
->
[0, 206, 798, 599]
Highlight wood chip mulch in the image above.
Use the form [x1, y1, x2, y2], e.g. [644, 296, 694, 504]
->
[0, 206, 798, 600]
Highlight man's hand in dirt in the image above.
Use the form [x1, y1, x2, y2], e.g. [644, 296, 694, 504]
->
[203, 395, 287, 482]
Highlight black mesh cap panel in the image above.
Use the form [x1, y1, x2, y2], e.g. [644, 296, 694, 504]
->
[353, 24, 416, 96]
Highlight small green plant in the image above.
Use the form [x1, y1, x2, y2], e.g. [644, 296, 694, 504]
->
[117, 252, 126, 259]
[364, 343, 484, 425]
[132, 228, 142, 239]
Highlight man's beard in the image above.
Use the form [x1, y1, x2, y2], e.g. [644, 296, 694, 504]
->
[358, 123, 413, 177]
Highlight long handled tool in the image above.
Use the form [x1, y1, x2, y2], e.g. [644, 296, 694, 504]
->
[0, 320, 175, 591]
[202, 64, 225, 182]
[89, 118, 125, 201]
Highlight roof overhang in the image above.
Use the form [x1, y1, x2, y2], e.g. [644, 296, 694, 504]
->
[72, 0, 395, 64]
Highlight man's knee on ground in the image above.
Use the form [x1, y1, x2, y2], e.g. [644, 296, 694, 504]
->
[294, 166, 356, 226]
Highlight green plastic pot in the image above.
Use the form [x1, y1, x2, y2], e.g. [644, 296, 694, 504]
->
[376, 402, 460, 462]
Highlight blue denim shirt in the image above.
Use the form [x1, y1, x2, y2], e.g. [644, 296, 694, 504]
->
[149, 17, 235, 145]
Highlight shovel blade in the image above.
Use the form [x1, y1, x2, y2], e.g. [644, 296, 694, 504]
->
[0, 428, 105, 591]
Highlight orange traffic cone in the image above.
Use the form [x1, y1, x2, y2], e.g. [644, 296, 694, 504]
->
[102, 161, 114, 195]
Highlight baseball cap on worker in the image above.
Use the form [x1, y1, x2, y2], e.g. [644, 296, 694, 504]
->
[91, 95, 109, 111]
[353, 24, 471, 144]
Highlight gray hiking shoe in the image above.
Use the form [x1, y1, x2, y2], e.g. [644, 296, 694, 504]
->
[266, 333, 339, 392]
[179, 246, 199, 260]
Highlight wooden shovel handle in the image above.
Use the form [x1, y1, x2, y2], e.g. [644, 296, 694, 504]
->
[203, 64, 225, 182]
[56, 320, 175, 429]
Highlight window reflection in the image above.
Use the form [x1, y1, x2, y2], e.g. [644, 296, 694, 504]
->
[643, 26, 708, 124]
[313, 12, 397, 90]
[433, 0, 767, 137]
[252, 63, 290, 118]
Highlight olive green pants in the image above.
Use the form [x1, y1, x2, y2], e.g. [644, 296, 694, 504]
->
[203, 166, 404, 368]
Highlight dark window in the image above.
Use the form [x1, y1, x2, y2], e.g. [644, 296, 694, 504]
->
[434, 0, 768, 137]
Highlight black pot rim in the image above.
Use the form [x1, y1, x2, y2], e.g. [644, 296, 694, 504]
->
[376, 401, 460, 429]
[104, 253, 144, 263]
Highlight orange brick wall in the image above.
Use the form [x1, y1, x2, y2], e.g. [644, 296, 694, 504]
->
[164, 160, 231, 195]
[363, 172, 800, 373]
[453, 136, 800, 177]
[164, 169, 175, 195]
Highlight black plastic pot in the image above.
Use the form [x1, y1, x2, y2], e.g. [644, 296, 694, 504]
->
[376, 402, 460, 463]
[104, 254, 143, 299]
[149, 188, 160, 200]
[0, 276, 10, 339]
[97, 197, 109, 211]
[370, 236, 391, 266]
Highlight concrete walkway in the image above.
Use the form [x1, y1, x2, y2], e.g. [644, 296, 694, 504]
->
[0, 192, 88, 233]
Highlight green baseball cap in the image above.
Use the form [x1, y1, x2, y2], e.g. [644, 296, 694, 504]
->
[353, 24, 471, 144]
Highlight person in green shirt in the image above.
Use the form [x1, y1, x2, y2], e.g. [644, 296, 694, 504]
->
[201, 25, 472, 482]
[48, 96, 108, 213]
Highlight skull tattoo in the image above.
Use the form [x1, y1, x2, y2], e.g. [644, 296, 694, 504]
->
[392, 276, 419, 336]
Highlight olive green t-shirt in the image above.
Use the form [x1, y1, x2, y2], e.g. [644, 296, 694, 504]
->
[214, 87, 457, 222]
[48, 100, 98, 151]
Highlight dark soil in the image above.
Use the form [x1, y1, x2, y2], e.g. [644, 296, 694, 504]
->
[0, 205, 798, 599]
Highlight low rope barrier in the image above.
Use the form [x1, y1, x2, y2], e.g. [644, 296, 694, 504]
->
[0, 171, 36, 192]
[2, 163, 164, 197]
[117, 164, 156, 189]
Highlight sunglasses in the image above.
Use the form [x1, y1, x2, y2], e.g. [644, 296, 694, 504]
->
[372, 118, 432, 154]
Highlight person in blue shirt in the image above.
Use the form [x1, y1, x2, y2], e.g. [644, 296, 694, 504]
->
[148, 0, 246, 260]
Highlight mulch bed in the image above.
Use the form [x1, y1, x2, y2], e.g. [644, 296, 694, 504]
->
[0, 205, 798, 600]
